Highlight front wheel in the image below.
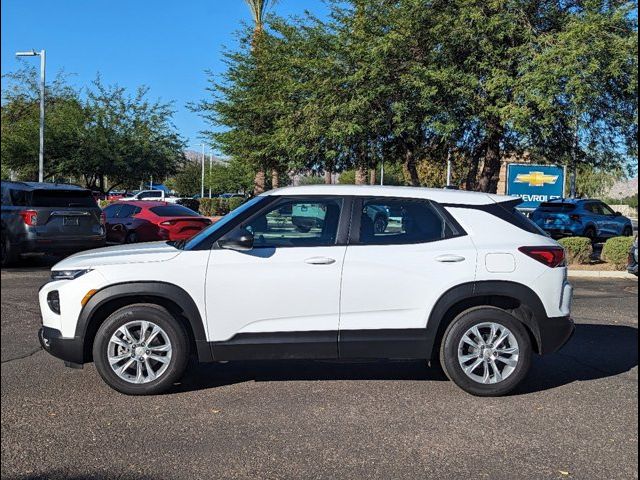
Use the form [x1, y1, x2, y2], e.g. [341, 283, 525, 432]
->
[439, 307, 532, 397]
[93, 304, 190, 395]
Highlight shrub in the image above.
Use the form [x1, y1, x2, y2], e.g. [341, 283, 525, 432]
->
[176, 198, 200, 213]
[602, 236, 635, 270]
[227, 197, 245, 212]
[98, 199, 117, 209]
[558, 237, 593, 265]
[199, 197, 234, 216]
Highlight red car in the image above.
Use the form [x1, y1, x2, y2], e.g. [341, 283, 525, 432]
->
[103, 201, 212, 244]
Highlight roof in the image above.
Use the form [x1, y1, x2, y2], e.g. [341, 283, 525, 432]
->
[1, 181, 88, 192]
[263, 185, 515, 206]
[547, 198, 589, 204]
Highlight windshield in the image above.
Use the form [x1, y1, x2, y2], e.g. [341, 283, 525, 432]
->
[180, 196, 264, 250]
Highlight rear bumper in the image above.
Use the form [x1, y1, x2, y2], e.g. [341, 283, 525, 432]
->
[38, 326, 85, 365]
[20, 236, 106, 254]
[537, 315, 575, 355]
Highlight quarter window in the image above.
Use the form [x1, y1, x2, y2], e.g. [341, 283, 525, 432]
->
[358, 198, 456, 245]
[242, 198, 343, 248]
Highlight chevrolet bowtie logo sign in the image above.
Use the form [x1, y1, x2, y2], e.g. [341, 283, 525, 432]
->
[514, 171, 559, 187]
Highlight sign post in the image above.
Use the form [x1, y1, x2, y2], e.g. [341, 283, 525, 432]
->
[506, 164, 566, 211]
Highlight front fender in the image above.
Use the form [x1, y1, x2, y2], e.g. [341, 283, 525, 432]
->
[77, 281, 212, 362]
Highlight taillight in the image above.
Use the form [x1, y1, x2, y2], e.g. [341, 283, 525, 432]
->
[519, 246, 566, 268]
[19, 210, 38, 226]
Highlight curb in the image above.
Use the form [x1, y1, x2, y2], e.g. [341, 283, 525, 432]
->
[568, 270, 638, 280]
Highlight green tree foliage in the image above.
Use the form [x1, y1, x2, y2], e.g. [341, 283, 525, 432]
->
[206, 158, 254, 195]
[1, 67, 185, 193]
[165, 160, 202, 197]
[196, 0, 637, 192]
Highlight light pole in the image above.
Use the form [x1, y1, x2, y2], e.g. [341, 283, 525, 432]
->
[209, 152, 213, 198]
[200, 144, 206, 199]
[16, 50, 45, 183]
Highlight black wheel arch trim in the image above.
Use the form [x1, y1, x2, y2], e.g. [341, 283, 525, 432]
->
[425, 280, 561, 358]
[77, 281, 212, 362]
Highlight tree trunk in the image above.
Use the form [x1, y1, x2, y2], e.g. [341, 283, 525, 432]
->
[271, 169, 279, 189]
[369, 168, 376, 185]
[403, 149, 420, 186]
[324, 167, 333, 185]
[355, 166, 367, 185]
[476, 128, 503, 193]
[253, 169, 266, 195]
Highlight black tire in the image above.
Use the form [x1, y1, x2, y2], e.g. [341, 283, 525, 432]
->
[623, 226, 633, 237]
[124, 231, 139, 244]
[439, 307, 532, 397]
[583, 226, 597, 243]
[93, 304, 190, 395]
[1, 230, 20, 268]
[295, 225, 311, 233]
[373, 215, 388, 234]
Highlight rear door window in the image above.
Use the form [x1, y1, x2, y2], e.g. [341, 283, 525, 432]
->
[138, 191, 163, 199]
[30, 189, 97, 208]
[150, 205, 199, 217]
[356, 198, 460, 245]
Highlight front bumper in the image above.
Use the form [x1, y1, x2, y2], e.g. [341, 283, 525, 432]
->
[38, 326, 85, 365]
[537, 315, 575, 355]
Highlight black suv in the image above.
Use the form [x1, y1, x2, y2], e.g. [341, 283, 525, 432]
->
[1, 182, 106, 266]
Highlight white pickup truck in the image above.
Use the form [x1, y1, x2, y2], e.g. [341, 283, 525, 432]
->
[120, 190, 180, 203]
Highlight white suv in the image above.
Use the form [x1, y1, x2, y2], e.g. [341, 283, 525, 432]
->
[38, 186, 574, 396]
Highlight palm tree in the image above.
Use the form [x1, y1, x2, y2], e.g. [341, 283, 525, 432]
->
[244, 0, 278, 193]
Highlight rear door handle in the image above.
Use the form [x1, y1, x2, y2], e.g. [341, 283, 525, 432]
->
[435, 255, 466, 263]
[305, 257, 336, 265]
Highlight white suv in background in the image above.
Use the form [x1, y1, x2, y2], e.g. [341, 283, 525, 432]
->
[38, 185, 574, 396]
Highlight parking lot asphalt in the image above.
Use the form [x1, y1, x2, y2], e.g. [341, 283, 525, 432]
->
[1, 261, 637, 480]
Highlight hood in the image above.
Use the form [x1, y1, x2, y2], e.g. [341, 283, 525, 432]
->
[53, 241, 181, 270]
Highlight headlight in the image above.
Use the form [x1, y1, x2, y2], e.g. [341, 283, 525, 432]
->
[51, 269, 92, 281]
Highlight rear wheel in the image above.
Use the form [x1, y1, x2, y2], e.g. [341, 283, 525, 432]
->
[124, 231, 139, 244]
[440, 307, 532, 397]
[93, 304, 190, 395]
[623, 226, 633, 237]
[583, 226, 597, 243]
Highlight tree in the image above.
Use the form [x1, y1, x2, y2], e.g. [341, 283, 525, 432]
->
[1, 68, 186, 193]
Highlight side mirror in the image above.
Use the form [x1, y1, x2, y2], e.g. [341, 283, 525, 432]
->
[615, 212, 622, 217]
[218, 228, 254, 251]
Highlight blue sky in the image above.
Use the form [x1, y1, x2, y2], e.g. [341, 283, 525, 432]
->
[1, 0, 330, 153]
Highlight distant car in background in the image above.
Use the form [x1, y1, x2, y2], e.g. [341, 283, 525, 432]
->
[103, 201, 212, 244]
[531, 198, 634, 241]
[1, 181, 106, 266]
[628, 236, 638, 276]
[120, 190, 180, 203]
[291, 203, 389, 233]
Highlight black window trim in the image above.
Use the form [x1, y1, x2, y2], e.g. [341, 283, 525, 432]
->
[349, 196, 468, 246]
[210, 195, 354, 250]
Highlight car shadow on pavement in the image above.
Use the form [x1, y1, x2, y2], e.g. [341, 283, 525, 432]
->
[174, 324, 637, 395]
[516, 323, 638, 395]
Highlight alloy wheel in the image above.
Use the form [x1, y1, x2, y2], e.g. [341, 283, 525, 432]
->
[457, 322, 520, 384]
[107, 320, 172, 384]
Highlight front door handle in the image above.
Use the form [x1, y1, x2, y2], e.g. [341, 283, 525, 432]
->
[435, 254, 466, 263]
[305, 257, 336, 265]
